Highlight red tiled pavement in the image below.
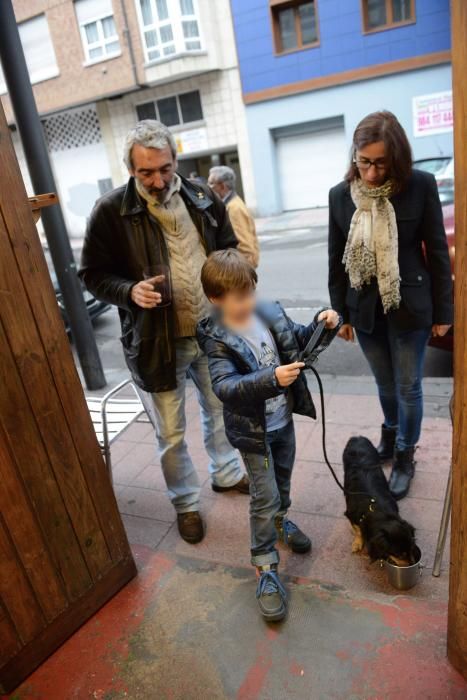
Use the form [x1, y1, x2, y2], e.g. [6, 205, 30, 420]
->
[5, 387, 464, 699]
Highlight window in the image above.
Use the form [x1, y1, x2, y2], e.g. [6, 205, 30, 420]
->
[136, 90, 203, 127]
[0, 14, 59, 93]
[179, 90, 202, 122]
[362, 0, 415, 32]
[271, 1, 319, 54]
[75, 0, 121, 63]
[137, 0, 202, 63]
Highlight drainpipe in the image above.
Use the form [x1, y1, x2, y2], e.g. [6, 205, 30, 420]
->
[119, 0, 142, 88]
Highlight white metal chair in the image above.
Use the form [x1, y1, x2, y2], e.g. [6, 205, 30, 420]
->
[86, 379, 148, 479]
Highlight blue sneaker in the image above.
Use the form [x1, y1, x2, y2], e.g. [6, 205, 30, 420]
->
[256, 565, 287, 621]
[275, 516, 312, 554]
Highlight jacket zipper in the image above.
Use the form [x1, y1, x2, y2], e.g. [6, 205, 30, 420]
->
[211, 337, 274, 462]
[144, 214, 173, 364]
[158, 233, 173, 362]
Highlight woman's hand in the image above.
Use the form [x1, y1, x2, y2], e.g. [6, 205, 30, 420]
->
[432, 324, 451, 338]
[318, 309, 340, 329]
[337, 323, 355, 342]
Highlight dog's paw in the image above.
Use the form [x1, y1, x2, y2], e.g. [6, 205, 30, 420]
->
[351, 538, 364, 554]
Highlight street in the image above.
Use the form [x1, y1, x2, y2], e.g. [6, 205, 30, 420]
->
[258, 225, 453, 379]
[85, 223, 453, 389]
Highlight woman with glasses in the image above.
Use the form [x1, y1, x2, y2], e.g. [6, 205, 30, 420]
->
[328, 111, 453, 500]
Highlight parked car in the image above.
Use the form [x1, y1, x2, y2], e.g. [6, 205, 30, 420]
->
[429, 202, 455, 352]
[413, 156, 452, 176]
[435, 158, 455, 205]
[45, 250, 111, 333]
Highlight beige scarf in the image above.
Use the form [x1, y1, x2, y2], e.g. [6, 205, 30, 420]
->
[343, 179, 401, 313]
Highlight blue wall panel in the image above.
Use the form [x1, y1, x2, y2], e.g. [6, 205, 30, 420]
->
[243, 64, 453, 215]
[231, 0, 451, 94]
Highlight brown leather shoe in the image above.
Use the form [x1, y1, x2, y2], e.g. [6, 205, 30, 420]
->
[177, 511, 205, 544]
[211, 474, 250, 494]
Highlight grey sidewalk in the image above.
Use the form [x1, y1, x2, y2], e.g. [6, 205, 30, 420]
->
[256, 206, 328, 235]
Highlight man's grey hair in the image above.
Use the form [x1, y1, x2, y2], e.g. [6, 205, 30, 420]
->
[123, 120, 177, 169]
[209, 165, 236, 191]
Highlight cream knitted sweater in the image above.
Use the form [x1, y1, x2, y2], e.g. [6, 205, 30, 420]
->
[137, 179, 211, 338]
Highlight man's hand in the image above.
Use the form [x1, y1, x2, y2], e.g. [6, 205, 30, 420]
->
[131, 277, 163, 309]
[275, 362, 305, 387]
[338, 323, 355, 342]
[432, 324, 451, 338]
[318, 309, 340, 329]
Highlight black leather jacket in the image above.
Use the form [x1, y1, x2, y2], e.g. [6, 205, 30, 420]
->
[197, 302, 319, 455]
[328, 169, 453, 333]
[80, 176, 237, 392]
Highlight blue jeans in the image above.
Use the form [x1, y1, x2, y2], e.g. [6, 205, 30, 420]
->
[356, 322, 431, 450]
[242, 421, 296, 567]
[138, 337, 243, 513]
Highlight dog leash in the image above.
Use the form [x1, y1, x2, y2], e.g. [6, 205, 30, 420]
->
[308, 364, 372, 499]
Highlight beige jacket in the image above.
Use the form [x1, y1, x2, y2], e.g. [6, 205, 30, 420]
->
[226, 193, 260, 268]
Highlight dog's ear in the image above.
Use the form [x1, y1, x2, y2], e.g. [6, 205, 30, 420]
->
[367, 530, 390, 561]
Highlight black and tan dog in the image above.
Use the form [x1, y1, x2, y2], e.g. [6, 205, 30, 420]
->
[343, 436, 418, 565]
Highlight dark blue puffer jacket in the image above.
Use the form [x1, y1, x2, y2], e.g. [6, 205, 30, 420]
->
[197, 301, 321, 455]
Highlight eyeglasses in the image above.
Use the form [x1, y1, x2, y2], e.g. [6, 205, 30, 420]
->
[353, 157, 387, 171]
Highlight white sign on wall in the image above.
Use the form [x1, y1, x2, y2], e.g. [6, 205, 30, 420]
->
[175, 127, 208, 155]
[413, 90, 453, 138]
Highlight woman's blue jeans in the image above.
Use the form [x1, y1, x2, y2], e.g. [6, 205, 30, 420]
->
[356, 323, 431, 451]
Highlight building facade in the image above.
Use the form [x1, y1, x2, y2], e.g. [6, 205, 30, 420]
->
[230, 0, 453, 215]
[1, 0, 254, 236]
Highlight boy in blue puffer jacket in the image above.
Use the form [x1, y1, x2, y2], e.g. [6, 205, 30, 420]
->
[197, 249, 339, 621]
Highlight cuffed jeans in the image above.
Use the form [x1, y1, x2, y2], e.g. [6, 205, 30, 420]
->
[138, 337, 243, 514]
[356, 323, 431, 450]
[242, 421, 295, 567]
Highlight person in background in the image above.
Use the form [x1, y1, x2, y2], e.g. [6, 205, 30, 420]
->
[80, 120, 249, 546]
[188, 170, 205, 184]
[328, 111, 453, 500]
[208, 165, 260, 268]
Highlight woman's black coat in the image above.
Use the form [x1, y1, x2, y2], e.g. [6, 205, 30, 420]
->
[328, 169, 453, 333]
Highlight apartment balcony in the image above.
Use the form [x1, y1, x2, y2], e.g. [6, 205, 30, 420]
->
[137, 0, 237, 87]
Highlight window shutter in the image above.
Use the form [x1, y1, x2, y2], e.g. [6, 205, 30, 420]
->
[74, 0, 114, 24]
[20, 15, 59, 84]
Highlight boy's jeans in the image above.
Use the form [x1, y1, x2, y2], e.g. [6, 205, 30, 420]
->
[356, 323, 431, 450]
[242, 421, 296, 567]
[138, 337, 243, 514]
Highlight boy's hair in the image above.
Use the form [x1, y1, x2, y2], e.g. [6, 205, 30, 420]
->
[201, 249, 257, 299]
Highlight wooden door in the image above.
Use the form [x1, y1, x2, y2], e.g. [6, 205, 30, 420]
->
[448, 0, 467, 678]
[0, 102, 136, 693]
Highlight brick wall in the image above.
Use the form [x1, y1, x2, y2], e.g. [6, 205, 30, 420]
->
[1, 0, 143, 122]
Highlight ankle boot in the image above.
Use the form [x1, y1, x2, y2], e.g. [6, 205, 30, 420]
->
[389, 448, 416, 500]
[376, 424, 397, 460]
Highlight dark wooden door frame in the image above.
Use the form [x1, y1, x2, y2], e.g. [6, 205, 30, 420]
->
[448, 0, 467, 680]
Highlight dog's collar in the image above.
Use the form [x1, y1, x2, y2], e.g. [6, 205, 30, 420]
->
[358, 498, 377, 523]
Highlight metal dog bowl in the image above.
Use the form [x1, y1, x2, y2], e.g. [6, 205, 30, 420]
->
[382, 545, 423, 591]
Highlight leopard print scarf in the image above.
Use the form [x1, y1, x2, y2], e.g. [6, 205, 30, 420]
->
[343, 178, 401, 314]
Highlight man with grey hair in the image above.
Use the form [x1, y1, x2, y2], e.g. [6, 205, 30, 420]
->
[80, 120, 248, 545]
[208, 165, 259, 268]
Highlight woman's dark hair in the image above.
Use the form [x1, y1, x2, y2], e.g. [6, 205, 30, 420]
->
[345, 110, 413, 192]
